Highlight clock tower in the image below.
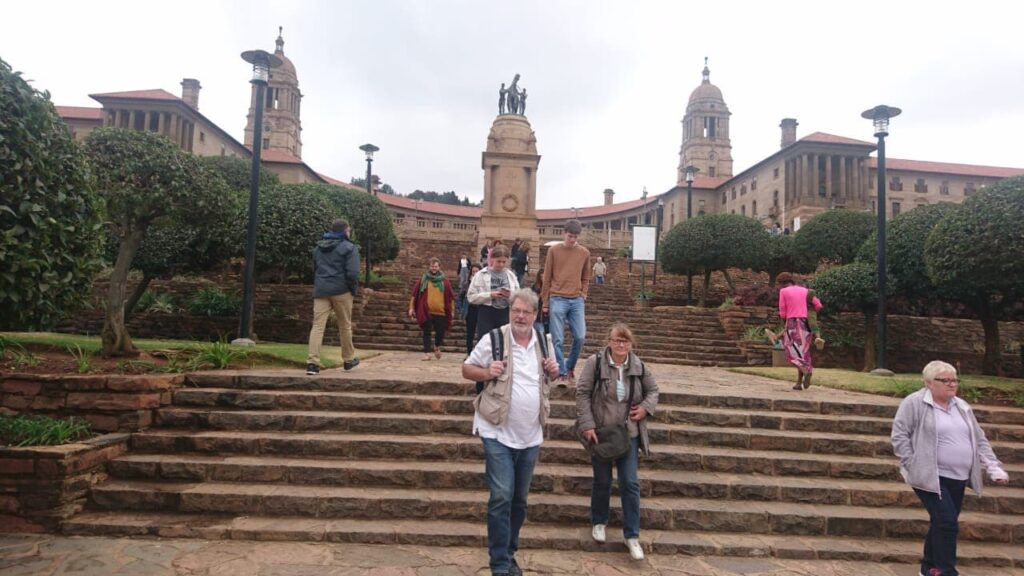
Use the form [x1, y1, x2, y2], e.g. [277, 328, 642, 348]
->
[244, 27, 303, 158]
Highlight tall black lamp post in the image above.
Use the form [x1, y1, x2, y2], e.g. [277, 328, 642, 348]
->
[359, 143, 379, 288]
[234, 48, 282, 346]
[653, 198, 664, 286]
[684, 165, 699, 305]
[861, 105, 901, 375]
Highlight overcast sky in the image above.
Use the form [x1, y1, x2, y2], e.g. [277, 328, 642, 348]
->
[5, 1, 1023, 208]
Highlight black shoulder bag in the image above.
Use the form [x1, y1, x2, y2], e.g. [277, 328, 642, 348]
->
[588, 356, 635, 463]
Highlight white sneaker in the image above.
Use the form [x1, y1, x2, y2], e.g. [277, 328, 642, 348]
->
[591, 524, 606, 543]
[625, 538, 644, 560]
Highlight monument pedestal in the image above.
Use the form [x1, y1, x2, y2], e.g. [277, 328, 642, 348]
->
[479, 115, 541, 245]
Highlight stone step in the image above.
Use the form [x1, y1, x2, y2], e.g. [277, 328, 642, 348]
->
[63, 512, 1024, 567]
[152, 408, 1024, 461]
[86, 480, 1024, 543]
[181, 373, 1024, 426]
[170, 389, 1024, 444]
[106, 453, 1024, 514]
[128, 431, 1024, 488]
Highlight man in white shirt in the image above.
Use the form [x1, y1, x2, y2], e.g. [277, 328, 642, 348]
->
[463, 289, 559, 576]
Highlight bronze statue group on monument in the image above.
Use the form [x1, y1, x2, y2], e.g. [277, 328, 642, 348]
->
[498, 73, 528, 116]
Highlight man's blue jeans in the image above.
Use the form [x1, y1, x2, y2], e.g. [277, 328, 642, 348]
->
[482, 438, 540, 574]
[590, 437, 641, 539]
[914, 476, 967, 576]
[548, 296, 586, 376]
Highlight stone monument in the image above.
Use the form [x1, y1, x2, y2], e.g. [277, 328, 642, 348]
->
[480, 76, 540, 245]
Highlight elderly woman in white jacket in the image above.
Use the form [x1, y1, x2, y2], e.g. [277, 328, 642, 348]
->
[891, 360, 1009, 576]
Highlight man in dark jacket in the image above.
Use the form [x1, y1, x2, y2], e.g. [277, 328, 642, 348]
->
[306, 219, 361, 375]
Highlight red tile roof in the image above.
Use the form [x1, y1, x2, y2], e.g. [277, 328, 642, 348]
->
[55, 106, 103, 120]
[88, 89, 181, 102]
[378, 193, 483, 218]
[798, 132, 875, 147]
[317, 173, 366, 192]
[870, 157, 1024, 179]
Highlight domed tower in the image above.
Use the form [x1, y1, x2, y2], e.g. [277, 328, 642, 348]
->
[678, 58, 732, 182]
[244, 27, 303, 158]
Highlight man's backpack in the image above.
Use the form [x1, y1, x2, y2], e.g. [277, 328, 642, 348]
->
[489, 325, 549, 363]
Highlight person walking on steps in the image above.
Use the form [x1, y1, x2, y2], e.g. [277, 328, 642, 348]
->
[542, 219, 591, 385]
[464, 263, 482, 354]
[463, 289, 559, 576]
[776, 272, 822, 390]
[468, 244, 520, 393]
[409, 257, 455, 361]
[592, 256, 607, 285]
[306, 219, 361, 375]
[575, 323, 658, 561]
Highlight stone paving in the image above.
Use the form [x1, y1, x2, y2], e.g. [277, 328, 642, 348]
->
[6, 533, 1024, 576]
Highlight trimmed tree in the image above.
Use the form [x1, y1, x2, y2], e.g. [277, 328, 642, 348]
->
[660, 214, 768, 306]
[317, 184, 400, 263]
[240, 184, 335, 282]
[760, 233, 815, 288]
[0, 57, 104, 329]
[856, 202, 961, 309]
[793, 209, 875, 266]
[808, 262, 878, 371]
[85, 128, 234, 356]
[925, 176, 1024, 375]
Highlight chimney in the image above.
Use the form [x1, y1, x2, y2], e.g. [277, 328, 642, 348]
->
[181, 78, 202, 109]
[780, 118, 798, 148]
[603, 188, 615, 206]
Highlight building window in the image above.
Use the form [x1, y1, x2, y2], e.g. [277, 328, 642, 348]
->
[708, 166, 716, 177]
[940, 180, 950, 195]
[752, 200, 757, 216]
[890, 176, 903, 191]
[731, 209, 735, 214]
[892, 201, 901, 217]
[220, 146, 226, 156]
[914, 178, 927, 193]
[148, 113, 159, 132]
[773, 167, 780, 179]
[263, 137, 270, 149]
[731, 187, 737, 200]
[199, 131, 206, 143]
[698, 199, 706, 215]
[741, 205, 746, 216]
[964, 182, 977, 196]
[740, 184, 747, 196]
[869, 176, 874, 189]
[773, 190, 779, 208]
[751, 178, 757, 191]
[671, 213, 675, 227]
[721, 192, 727, 205]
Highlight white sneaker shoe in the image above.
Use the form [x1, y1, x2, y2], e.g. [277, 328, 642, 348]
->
[625, 538, 644, 560]
[591, 524, 606, 543]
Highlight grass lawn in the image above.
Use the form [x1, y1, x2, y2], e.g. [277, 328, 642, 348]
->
[730, 367, 1024, 406]
[1, 332, 379, 369]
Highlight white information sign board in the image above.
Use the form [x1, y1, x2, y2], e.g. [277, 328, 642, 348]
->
[632, 225, 657, 262]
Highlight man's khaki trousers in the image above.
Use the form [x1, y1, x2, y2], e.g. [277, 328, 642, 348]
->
[307, 292, 356, 365]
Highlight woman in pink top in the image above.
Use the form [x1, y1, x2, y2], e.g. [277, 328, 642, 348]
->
[776, 272, 823, 390]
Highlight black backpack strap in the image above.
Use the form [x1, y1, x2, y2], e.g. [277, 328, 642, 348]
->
[489, 327, 504, 362]
[535, 326, 548, 359]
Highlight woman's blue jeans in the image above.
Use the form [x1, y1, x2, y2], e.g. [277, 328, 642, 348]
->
[590, 436, 641, 539]
[914, 476, 967, 576]
[482, 437, 540, 574]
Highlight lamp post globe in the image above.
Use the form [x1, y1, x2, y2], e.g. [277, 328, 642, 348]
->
[861, 105, 901, 376]
[359, 143, 379, 287]
[234, 49, 282, 346]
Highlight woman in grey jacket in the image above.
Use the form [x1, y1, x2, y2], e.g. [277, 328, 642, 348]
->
[891, 360, 1009, 576]
[575, 323, 658, 561]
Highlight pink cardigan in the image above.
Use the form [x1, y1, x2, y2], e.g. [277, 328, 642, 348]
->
[778, 285, 822, 319]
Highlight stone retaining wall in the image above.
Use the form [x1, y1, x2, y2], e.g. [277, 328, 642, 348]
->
[0, 374, 182, 432]
[0, 433, 128, 532]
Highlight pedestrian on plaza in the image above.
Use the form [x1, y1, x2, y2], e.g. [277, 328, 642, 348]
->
[530, 268, 547, 336]
[592, 256, 607, 285]
[306, 219, 360, 375]
[542, 219, 591, 384]
[891, 360, 1009, 576]
[462, 288, 559, 576]
[408, 257, 455, 361]
[468, 245, 520, 393]
[575, 323, 658, 561]
[511, 239, 529, 286]
[464, 263, 482, 354]
[776, 272, 822, 390]
[457, 254, 472, 318]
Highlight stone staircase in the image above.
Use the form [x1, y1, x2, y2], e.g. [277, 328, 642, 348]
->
[356, 284, 751, 367]
[63, 369, 1024, 568]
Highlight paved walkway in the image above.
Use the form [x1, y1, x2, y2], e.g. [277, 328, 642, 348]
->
[7, 533, 1024, 576]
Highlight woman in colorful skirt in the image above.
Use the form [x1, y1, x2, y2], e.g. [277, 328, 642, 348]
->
[776, 272, 822, 390]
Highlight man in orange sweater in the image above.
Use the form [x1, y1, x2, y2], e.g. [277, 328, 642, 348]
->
[542, 220, 591, 382]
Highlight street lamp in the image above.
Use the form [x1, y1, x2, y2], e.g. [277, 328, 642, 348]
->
[654, 198, 664, 286]
[359, 143, 379, 288]
[234, 48, 282, 346]
[861, 105, 901, 375]
[684, 165, 699, 305]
